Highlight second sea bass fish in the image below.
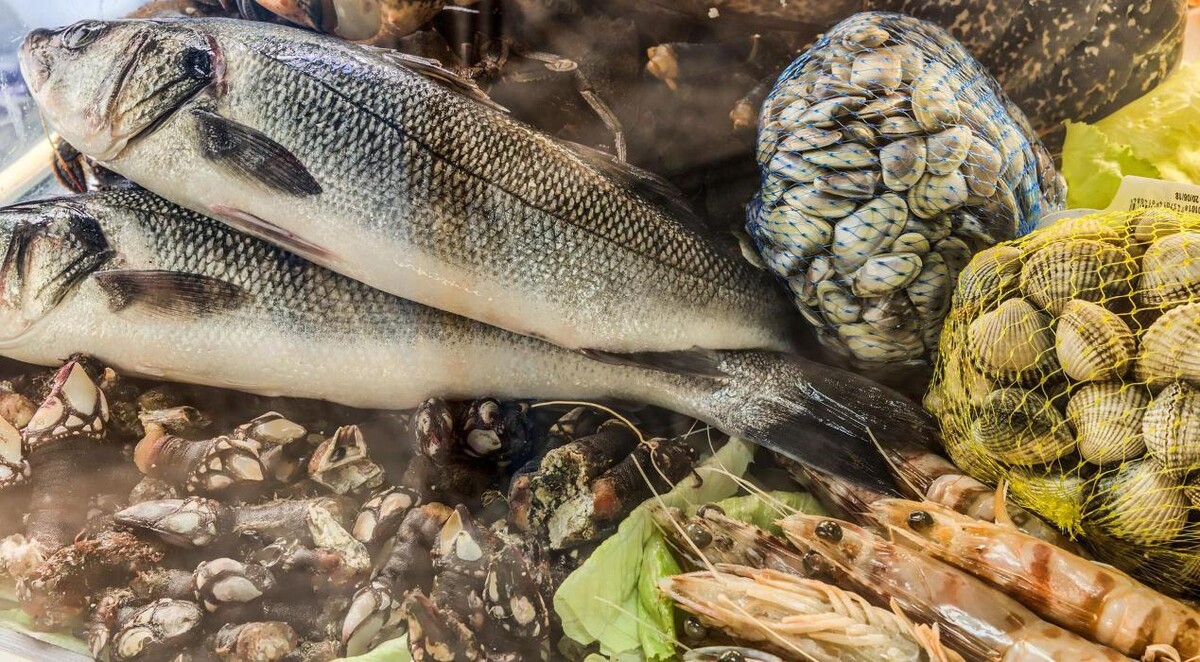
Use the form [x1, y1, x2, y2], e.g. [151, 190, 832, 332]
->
[0, 190, 931, 489]
[19, 18, 798, 354]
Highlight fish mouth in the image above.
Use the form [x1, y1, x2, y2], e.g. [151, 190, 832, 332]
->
[18, 29, 55, 93]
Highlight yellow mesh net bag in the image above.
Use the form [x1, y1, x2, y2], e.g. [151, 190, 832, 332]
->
[927, 207, 1200, 593]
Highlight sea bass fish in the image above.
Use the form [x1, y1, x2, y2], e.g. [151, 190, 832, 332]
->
[19, 18, 798, 355]
[0, 190, 932, 489]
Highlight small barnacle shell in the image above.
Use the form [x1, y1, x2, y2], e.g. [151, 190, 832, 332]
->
[1019, 239, 1134, 315]
[1067, 382, 1149, 465]
[1135, 302, 1200, 388]
[1055, 300, 1135, 382]
[1143, 381, 1200, 476]
[952, 245, 1023, 312]
[1088, 459, 1189, 547]
[970, 388, 1074, 466]
[1138, 232, 1200, 309]
[967, 298, 1056, 383]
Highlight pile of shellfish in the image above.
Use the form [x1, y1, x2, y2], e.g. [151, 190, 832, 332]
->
[928, 207, 1200, 592]
[747, 11, 1065, 366]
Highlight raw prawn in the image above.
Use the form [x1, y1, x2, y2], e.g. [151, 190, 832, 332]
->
[870, 499, 1200, 660]
[660, 564, 959, 662]
[779, 514, 1129, 661]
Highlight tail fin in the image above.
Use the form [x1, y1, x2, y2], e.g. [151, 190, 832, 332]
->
[709, 351, 938, 493]
[586, 348, 938, 493]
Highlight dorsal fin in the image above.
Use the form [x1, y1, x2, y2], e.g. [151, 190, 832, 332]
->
[367, 48, 508, 114]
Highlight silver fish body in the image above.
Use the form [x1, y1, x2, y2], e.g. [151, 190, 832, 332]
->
[0, 190, 930, 489]
[20, 18, 797, 355]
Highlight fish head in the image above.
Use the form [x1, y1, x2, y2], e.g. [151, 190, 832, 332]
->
[20, 19, 217, 161]
[0, 200, 112, 341]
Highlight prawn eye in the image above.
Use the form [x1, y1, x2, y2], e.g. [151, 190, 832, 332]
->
[907, 510, 934, 529]
[684, 522, 712, 548]
[696, 503, 725, 518]
[802, 550, 827, 577]
[682, 615, 706, 640]
[815, 520, 843, 542]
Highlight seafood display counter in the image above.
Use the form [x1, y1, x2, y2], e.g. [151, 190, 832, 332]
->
[0, 2, 1199, 662]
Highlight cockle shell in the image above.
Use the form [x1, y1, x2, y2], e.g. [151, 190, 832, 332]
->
[1143, 381, 1200, 475]
[967, 298, 1055, 382]
[1088, 459, 1189, 547]
[1019, 239, 1134, 315]
[840, 121, 876, 147]
[1138, 232, 1200, 309]
[1007, 470, 1088, 533]
[1055, 300, 1135, 382]
[1135, 302, 1200, 388]
[953, 245, 1024, 311]
[890, 232, 929, 254]
[861, 291, 918, 334]
[1128, 209, 1187, 247]
[877, 116, 923, 137]
[911, 74, 961, 131]
[971, 388, 1074, 466]
[1066, 382, 1149, 465]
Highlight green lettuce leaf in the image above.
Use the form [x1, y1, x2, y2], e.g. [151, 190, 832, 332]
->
[709, 490, 828, 535]
[637, 533, 681, 660]
[1062, 122, 1161, 209]
[1062, 62, 1200, 209]
[554, 438, 756, 658]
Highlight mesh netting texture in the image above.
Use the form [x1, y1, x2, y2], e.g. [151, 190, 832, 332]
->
[748, 12, 1066, 366]
[927, 207, 1200, 594]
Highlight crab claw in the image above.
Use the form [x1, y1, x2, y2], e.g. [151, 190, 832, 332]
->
[403, 590, 482, 662]
[109, 599, 203, 662]
[24, 361, 108, 449]
[114, 497, 231, 549]
[342, 579, 402, 657]
[353, 486, 421, 546]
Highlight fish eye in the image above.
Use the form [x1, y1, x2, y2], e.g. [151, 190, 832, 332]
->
[907, 510, 934, 530]
[61, 22, 107, 51]
[182, 47, 213, 80]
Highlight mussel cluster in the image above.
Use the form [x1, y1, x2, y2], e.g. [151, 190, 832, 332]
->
[747, 12, 1066, 366]
[928, 207, 1200, 592]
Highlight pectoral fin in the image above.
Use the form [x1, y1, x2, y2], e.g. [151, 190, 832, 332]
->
[94, 269, 248, 318]
[192, 108, 322, 196]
